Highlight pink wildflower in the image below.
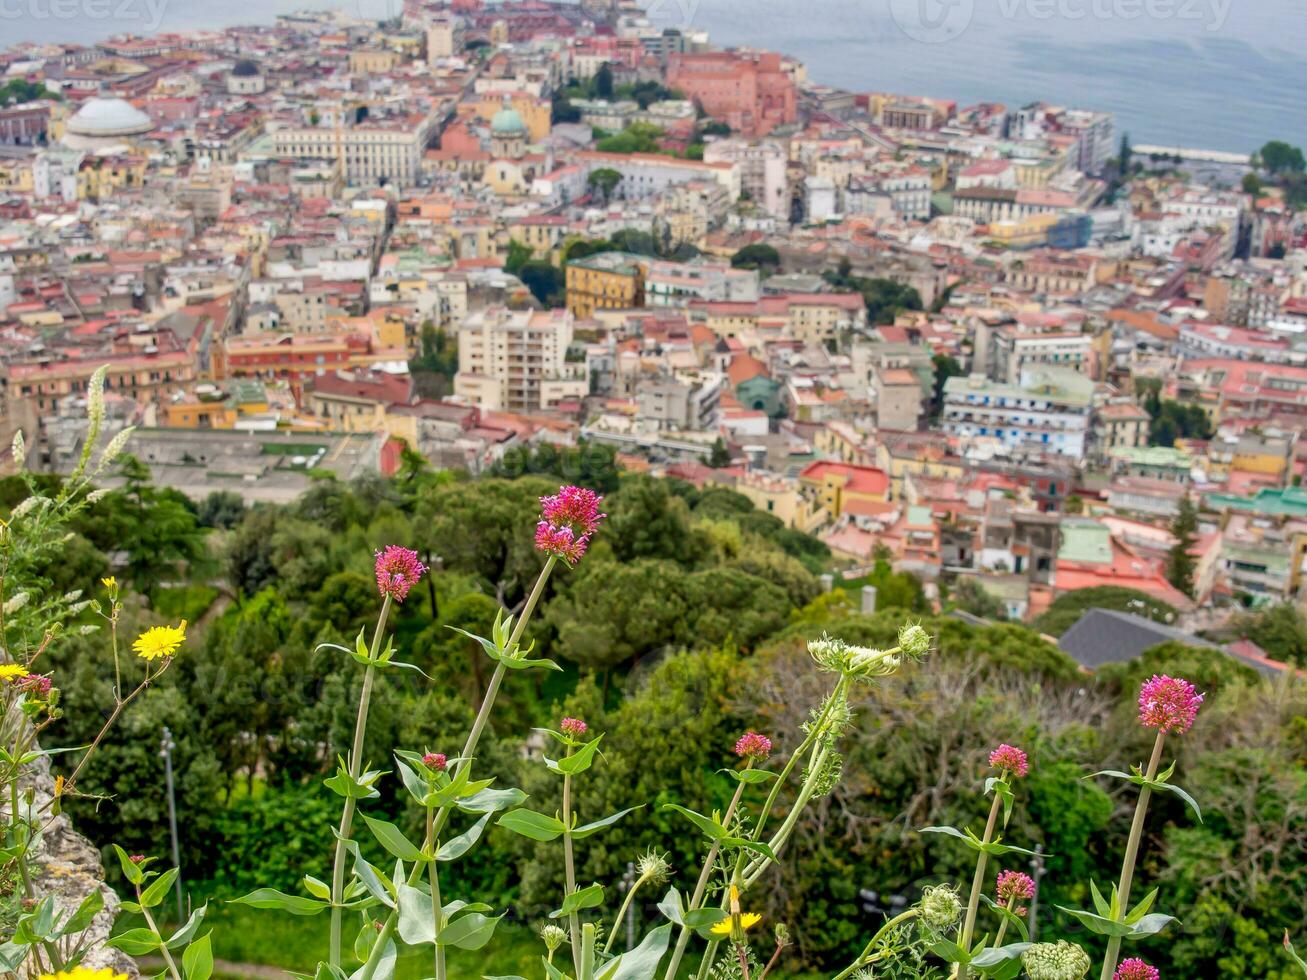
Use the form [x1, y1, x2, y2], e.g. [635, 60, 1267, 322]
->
[1137, 674, 1203, 735]
[19, 674, 51, 696]
[534, 522, 589, 564]
[734, 731, 772, 762]
[422, 752, 447, 772]
[129, 854, 146, 864]
[996, 870, 1036, 914]
[373, 546, 427, 603]
[1114, 959, 1159, 980]
[560, 717, 588, 739]
[989, 743, 1029, 778]
[540, 486, 605, 537]
[535, 486, 604, 564]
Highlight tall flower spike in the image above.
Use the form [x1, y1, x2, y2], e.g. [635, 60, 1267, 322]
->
[373, 546, 427, 603]
[989, 743, 1029, 778]
[1113, 960, 1160, 980]
[1137, 674, 1203, 735]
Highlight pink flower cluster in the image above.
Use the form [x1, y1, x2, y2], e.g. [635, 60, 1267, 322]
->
[19, 673, 51, 696]
[734, 731, 772, 762]
[560, 717, 588, 739]
[1138, 674, 1203, 735]
[1114, 959, 1160, 980]
[996, 870, 1035, 914]
[422, 752, 447, 772]
[535, 486, 605, 565]
[374, 546, 428, 603]
[989, 743, 1029, 778]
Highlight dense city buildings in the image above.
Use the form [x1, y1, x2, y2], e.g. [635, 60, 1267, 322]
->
[1, 0, 1305, 637]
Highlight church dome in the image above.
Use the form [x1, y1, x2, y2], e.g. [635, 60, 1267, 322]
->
[66, 97, 153, 138]
[231, 59, 261, 77]
[490, 105, 527, 136]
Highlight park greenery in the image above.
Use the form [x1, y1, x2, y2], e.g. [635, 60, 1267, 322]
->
[0, 377, 1302, 979]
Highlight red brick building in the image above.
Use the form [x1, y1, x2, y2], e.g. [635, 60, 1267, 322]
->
[667, 51, 796, 138]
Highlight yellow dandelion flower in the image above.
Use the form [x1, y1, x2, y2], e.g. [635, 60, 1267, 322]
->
[132, 621, 187, 661]
[710, 912, 761, 937]
[41, 969, 129, 980]
[0, 664, 27, 682]
[101, 577, 116, 589]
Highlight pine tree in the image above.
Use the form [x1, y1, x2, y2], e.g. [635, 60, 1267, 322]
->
[1166, 495, 1198, 597]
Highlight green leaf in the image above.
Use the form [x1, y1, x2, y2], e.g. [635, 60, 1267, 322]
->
[113, 844, 146, 885]
[167, 904, 209, 949]
[929, 937, 970, 964]
[107, 927, 162, 956]
[685, 908, 727, 933]
[324, 759, 386, 801]
[970, 943, 1031, 969]
[303, 876, 332, 902]
[438, 911, 502, 950]
[437, 812, 493, 862]
[62, 888, 104, 936]
[1089, 879, 1112, 919]
[596, 923, 673, 980]
[1055, 905, 1135, 938]
[546, 736, 604, 777]
[496, 809, 565, 842]
[722, 768, 777, 785]
[571, 807, 640, 839]
[349, 938, 394, 980]
[457, 787, 527, 814]
[182, 933, 213, 980]
[657, 887, 684, 926]
[722, 837, 776, 862]
[395, 881, 435, 946]
[140, 868, 179, 909]
[551, 883, 603, 919]
[1125, 888, 1158, 924]
[362, 815, 424, 863]
[231, 888, 328, 916]
[986, 776, 1015, 828]
[1151, 780, 1203, 822]
[1128, 913, 1177, 938]
[980, 896, 1029, 943]
[663, 804, 726, 841]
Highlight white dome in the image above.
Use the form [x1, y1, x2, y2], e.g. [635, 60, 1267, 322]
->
[66, 98, 153, 138]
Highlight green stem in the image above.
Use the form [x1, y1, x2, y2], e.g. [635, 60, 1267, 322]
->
[357, 557, 559, 980]
[958, 788, 1004, 980]
[427, 808, 445, 980]
[604, 875, 645, 956]
[662, 775, 749, 979]
[328, 594, 392, 969]
[1099, 731, 1166, 980]
[831, 908, 920, 980]
[563, 748, 582, 976]
[140, 886, 183, 980]
[992, 897, 1015, 949]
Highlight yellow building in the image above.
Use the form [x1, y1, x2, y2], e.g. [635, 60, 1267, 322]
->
[799, 461, 891, 522]
[0, 158, 33, 194]
[565, 251, 646, 318]
[508, 216, 570, 259]
[349, 49, 401, 73]
[735, 470, 802, 527]
[77, 155, 147, 201]
[875, 435, 964, 500]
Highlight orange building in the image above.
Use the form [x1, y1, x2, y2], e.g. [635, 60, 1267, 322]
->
[666, 51, 797, 138]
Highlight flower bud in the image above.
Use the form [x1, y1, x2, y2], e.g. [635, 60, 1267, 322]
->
[1022, 941, 1091, 980]
[897, 622, 932, 658]
[920, 884, 962, 928]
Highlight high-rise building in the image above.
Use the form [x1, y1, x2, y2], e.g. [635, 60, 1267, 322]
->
[454, 307, 587, 412]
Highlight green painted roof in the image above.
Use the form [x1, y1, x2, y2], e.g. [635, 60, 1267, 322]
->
[1108, 445, 1192, 467]
[1058, 518, 1112, 564]
[1204, 486, 1307, 517]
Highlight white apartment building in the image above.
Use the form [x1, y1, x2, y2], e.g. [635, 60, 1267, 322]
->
[942, 367, 1093, 458]
[454, 307, 587, 412]
[270, 109, 436, 187]
[702, 139, 788, 217]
